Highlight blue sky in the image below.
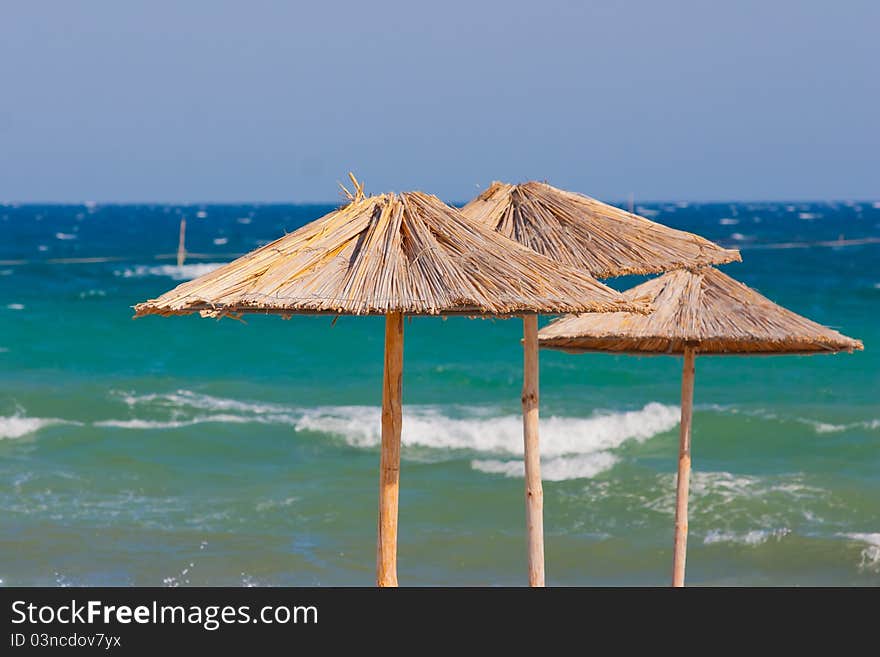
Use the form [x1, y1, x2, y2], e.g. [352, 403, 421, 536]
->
[2, 1, 877, 202]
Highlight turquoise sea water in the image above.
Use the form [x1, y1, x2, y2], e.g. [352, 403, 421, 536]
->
[0, 200, 877, 586]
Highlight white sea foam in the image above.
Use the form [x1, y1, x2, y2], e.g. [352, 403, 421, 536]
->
[0, 415, 71, 439]
[473, 452, 619, 482]
[843, 532, 880, 547]
[689, 471, 821, 503]
[805, 418, 880, 434]
[114, 263, 225, 281]
[719, 218, 739, 225]
[240, 573, 261, 587]
[95, 414, 254, 430]
[6, 303, 24, 310]
[704, 404, 880, 436]
[840, 533, 880, 572]
[703, 528, 791, 546]
[118, 390, 290, 415]
[255, 497, 299, 512]
[55, 232, 77, 240]
[641, 470, 824, 525]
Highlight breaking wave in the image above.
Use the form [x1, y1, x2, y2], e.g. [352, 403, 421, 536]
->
[25, 389, 880, 484]
[113, 391, 680, 480]
[0, 415, 72, 440]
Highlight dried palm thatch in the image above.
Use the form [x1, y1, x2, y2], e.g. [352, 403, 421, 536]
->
[460, 181, 741, 278]
[539, 267, 863, 355]
[134, 190, 646, 319]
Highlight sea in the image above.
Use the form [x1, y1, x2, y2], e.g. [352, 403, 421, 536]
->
[0, 199, 877, 586]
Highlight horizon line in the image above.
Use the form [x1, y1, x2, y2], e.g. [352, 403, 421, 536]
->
[3, 198, 879, 207]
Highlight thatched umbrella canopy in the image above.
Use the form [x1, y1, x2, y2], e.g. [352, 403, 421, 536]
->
[538, 266, 863, 586]
[461, 181, 741, 277]
[135, 183, 646, 587]
[461, 181, 741, 586]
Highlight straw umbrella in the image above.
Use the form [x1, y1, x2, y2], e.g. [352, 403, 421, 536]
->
[537, 266, 864, 586]
[461, 181, 740, 585]
[134, 184, 647, 587]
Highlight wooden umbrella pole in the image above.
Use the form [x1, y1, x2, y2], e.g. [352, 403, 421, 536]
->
[522, 314, 545, 587]
[377, 312, 404, 587]
[671, 346, 696, 587]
